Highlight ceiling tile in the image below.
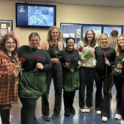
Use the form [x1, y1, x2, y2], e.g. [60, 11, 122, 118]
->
[94, 0, 112, 6]
[1, 0, 124, 7]
[109, 1, 124, 6]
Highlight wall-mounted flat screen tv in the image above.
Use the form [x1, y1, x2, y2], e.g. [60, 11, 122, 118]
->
[16, 3, 56, 28]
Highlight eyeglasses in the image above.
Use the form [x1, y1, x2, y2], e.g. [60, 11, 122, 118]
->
[30, 40, 39, 42]
[6, 42, 16, 45]
[67, 42, 74, 44]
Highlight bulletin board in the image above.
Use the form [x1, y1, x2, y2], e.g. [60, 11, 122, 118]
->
[0, 20, 13, 38]
[60, 23, 124, 46]
[61, 24, 82, 47]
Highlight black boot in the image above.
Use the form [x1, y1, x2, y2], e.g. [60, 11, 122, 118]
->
[70, 106, 75, 114]
[64, 108, 70, 117]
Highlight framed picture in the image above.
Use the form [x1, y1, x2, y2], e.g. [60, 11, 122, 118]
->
[0, 20, 13, 37]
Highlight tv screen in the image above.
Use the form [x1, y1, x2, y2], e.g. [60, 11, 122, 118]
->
[16, 3, 56, 28]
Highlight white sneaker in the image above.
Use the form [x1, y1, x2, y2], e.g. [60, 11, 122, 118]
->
[85, 107, 90, 112]
[120, 120, 124, 124]
[80, 108, 85, 112]
[96, 110, 101, 115]
[102, 116, 108, 122]
[115, 114, 121, 120]
[120, 120, 122, 123]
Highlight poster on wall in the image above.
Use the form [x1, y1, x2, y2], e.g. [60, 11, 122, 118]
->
[0, 20, 13, 37]
[63, 33, 69, 38]
[76, 29, 81, 38]
[1, 24, 6, 29]
[70, 33, 75, 38]
[1, 29, 7, 36]
[94, 30, 101, 39]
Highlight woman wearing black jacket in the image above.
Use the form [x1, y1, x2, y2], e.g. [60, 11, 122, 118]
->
[95, 33, 116, 122]
[60, 37, 80, 117]
[113, 35, 124, 124]
[18, 32, 52, 124]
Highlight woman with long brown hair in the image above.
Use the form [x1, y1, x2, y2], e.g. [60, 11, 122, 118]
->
[0, 34, 20, 124]
[41, 26, 63, 121]
[77, 29, 98, 113]
[113, 35, 124, 124]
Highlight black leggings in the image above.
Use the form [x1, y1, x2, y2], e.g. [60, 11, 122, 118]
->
[94, 69, 112, 118]
[63, 90, 76, 109]
[42, 63, 62, 115]
[19, 97, 38, 124]
[113, 75, 124, 119]
[79, 67, 94, 108]
[0, 105, 11, 124]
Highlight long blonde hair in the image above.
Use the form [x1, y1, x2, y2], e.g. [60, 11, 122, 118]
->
[98, 33, 109, 47]
[47, 26, 62, 41]
[115, 35, 124, 56]
[96, 36, 101, 46]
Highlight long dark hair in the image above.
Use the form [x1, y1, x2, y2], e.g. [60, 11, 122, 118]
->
[82, 29, 96, 47]
[0, 34, 18, 54]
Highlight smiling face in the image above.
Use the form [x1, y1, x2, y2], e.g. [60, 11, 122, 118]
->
[100, 35, 109, 47]
[118, 36, 124, 47]
[66, 39, 75, 49]
[5, 38, 16, 53]
[86, 31, 94, 42]
[29, 36, 41, 48]
[51, 28, 59, 40]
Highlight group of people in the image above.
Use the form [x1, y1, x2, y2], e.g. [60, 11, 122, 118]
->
[0, 26, 124, 124]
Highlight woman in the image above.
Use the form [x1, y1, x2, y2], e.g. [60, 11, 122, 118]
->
[95, 33, 116, 122]
[0, 34, 20, 124]
[60, 37, 79, 117]
[41, 26, 63, 121]
[113, 35, 124, 124]
[18, 32, 52, 124]
[77, 29, 98, 113]
[41, 26, 62, 121]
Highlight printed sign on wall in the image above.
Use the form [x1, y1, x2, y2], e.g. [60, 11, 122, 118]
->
[0, 20, 13, 37]
[1, 24, 6, 29]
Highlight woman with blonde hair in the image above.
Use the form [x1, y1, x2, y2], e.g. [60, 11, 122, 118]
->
[77, 29, 98, 113]
[41, 26, 63, 121]
[94, 33, 116, 122]
[96, 36, 101, 46]
[113, 35, 124, 124]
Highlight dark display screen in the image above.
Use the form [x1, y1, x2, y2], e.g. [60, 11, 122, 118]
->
[16, 3, 56, 28]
